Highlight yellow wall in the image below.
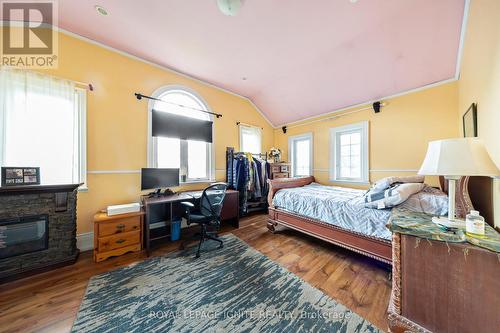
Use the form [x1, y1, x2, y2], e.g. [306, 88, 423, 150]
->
[274, 82, 460, 188]
[458, 0, 500, 165]
[25, 31, 274, 233]
[458, 0, 500, 226]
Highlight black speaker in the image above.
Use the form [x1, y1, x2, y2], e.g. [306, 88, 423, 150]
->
[373, 101, 381, 113]
[282, 126, 287, 134]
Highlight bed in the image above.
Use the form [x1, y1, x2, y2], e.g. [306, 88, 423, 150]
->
[267, 176, 460, 265]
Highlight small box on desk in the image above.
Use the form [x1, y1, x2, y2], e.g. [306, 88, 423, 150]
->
[107, 203, 141, 216]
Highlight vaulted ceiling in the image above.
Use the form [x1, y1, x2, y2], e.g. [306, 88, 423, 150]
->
[58, 0, 467, 126]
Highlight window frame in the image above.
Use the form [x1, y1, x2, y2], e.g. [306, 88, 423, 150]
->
[329, 121, 369, 184]
[239, 124, 262, 154]
[288, 132, 313, 177]
[147, 85, 215, 184]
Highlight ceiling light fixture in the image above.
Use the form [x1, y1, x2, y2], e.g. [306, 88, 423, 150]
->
[95, 5, 108, 16]
[350, 0, 359, 3]
[217, 0, 244, 16]
[242, 77, 247, 81]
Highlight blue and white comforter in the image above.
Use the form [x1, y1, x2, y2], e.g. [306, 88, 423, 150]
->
[272, 183, 393, 240]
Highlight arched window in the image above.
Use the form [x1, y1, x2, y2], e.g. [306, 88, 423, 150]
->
[148, 87, 213, 183]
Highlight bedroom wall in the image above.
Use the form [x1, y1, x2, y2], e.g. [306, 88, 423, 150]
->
[457, 0, 500, 227]
[273, 82, 460, 188]
[11, 30, 274, 234]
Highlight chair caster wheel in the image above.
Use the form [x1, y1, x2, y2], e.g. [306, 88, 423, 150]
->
[219, 244, 223, 249]
[195, 253, 200, 259]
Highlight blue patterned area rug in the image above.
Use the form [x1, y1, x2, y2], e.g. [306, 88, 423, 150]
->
[72, 234, 381, 333]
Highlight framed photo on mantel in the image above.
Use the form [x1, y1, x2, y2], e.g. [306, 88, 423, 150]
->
[1, 167, 40, 187]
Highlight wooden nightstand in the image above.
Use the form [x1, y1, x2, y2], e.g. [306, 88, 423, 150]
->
[388, 209, 500, 333]
[93, 210, 144, 262]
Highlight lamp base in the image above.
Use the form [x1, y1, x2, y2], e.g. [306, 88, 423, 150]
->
[432, 216, 466, 229]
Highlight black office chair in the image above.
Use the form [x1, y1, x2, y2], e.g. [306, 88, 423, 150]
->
[181, 183, 228, 258]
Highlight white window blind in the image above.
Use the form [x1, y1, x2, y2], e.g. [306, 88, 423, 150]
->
[288, 133, 312, 177]
[329, 121, 369, 183]
[149, 88, 213, 183]
[0, 68, 87, 187]
[239, 124, 262, 154]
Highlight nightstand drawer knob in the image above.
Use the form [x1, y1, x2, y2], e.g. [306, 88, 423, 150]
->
[115, 239, 125, 244]
[116, 224, 125, 229]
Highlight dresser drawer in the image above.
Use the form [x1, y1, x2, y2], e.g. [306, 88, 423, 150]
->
[274, 172, 289, 179]
[271, 166, 281, 173]
[98, 216, 141, 237]
[98, 230, 140, 252]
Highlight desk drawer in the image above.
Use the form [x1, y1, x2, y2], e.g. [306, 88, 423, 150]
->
[98, 230, 140, 252]
[98, 217, 141, 237]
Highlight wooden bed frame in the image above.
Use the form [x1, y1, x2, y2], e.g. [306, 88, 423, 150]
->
[267, 176, 479, 265]
[267, 176, 393, 264]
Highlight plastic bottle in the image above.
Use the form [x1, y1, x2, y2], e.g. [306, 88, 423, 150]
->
[465, 210, 485, 237]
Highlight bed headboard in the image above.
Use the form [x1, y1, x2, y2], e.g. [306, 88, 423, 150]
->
[267, 176, 315, 207]
[439, 176, 495, 227]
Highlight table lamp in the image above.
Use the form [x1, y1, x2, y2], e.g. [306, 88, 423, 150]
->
[418, 138, 500, 228]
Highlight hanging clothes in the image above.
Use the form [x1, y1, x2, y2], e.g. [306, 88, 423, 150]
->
[227, 151, 270, 215]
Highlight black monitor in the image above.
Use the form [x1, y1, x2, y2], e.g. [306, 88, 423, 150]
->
[141, 168, 179, 191]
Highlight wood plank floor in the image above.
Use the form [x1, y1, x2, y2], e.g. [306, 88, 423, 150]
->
[0, 214, 392, 332]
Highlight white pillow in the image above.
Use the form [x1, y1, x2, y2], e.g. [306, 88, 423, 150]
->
[365, 183, 425, 209]
[399, 186, 448, 215]
[371, 175, 425, 192]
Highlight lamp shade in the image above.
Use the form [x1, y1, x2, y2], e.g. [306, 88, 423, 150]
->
[418, 138, 500, 176]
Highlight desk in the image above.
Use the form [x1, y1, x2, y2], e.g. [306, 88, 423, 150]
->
[142, 189, 239, 256]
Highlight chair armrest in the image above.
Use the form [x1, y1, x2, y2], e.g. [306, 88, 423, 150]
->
[181, 201, 195, 209]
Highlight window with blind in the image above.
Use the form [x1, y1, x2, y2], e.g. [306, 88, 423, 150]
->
[148, 87, 214, 183]
[0, 68, 87, 187]
[239, 124, 262, 154]
[329, 121, 369, 183]
[288, 133, 313, 177]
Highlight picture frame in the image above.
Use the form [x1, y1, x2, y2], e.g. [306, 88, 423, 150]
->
[1, 167, 40, 187]
[462, 103, 477, 137]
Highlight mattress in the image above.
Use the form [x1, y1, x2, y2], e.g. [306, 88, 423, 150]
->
[272, 183, 392, 241]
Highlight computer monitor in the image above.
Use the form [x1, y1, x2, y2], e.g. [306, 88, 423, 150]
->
[141, 168, 180, 191]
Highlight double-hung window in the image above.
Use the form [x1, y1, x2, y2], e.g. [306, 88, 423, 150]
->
[329, 121, 369, 183]
[239, 124, 262, 154]
[0, 68, 87, 187]
[288, 133, 313, 177]
[148, 87, 214, 183]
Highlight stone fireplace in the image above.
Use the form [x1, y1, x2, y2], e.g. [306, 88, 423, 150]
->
[0, 184, 80, 282]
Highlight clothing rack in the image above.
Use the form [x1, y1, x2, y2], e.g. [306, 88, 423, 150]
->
[226, 147, 269, 215]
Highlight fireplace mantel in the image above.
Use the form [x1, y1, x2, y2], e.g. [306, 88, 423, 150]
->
[0, 183, 81, 196]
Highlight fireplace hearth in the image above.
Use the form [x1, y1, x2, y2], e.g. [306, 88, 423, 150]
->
[0, 184, 80, 282]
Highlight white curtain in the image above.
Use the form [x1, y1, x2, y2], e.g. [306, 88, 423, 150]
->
[239, 124, 262, 154]
[0, 67, 77, 184]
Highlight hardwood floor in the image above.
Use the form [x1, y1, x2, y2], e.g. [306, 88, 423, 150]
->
[0, 214, 392, 332]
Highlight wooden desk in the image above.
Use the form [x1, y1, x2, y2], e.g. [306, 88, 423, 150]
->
[142, 189, 239, 256]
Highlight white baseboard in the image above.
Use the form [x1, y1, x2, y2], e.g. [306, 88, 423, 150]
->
[77, 232, 94, 252]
